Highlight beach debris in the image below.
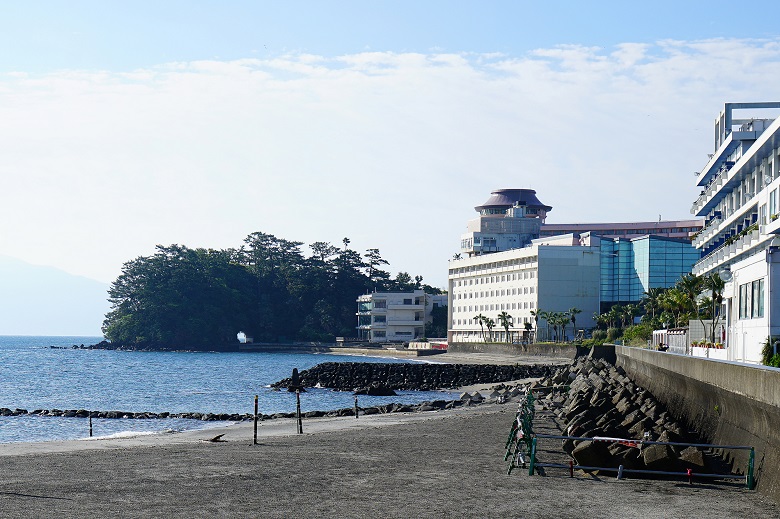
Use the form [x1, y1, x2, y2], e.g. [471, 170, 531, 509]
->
[206, 434, 227, 443]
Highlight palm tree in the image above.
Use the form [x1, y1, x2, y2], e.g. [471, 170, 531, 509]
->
[569, 307, 582, 339]
[623, 304, 639, 328]
[473, 313, 486, 341]
[497, 311, 513, 343]
[641, 287, 666, 324]
[539, 310, 551, 342]
[703, 273, 726, 344]
[484, 317, 496, 342]
[530, 309, 542, 343]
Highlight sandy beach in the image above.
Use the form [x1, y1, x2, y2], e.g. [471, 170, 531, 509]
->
[2, 397, 780, 518]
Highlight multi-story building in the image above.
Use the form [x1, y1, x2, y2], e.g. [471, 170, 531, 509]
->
[449, 189, 701, 343]
[690, 102, 780, 363]
[356, 290, 446, 343]
[459, 188, 551, 257]
[448, 233, 601, 343]
[599, 234, 701, 311]
[540, 220, 702, 240]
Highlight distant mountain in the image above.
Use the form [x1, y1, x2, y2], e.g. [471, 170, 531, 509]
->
[0, 256, 110, 336]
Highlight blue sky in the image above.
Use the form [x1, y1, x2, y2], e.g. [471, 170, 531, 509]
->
[1, 1, 772, 71]
[4, 1, 780, 327]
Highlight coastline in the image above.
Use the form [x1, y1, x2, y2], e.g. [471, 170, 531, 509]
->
[0, 400, 777, 517]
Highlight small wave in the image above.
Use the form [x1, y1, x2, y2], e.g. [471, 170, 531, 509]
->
[80, 429, 179, 441]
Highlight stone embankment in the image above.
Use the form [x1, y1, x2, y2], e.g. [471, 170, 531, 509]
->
[271, 362, 556, 392]
[537, 356, 719, 474]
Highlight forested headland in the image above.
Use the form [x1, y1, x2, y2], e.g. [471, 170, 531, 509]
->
[101, 232, 444, 350]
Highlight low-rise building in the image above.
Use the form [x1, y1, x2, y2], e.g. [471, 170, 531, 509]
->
[356, 290, 446, 343]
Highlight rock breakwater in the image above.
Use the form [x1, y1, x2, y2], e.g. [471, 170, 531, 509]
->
[536, 356, 722, 475]
[271, 362, 556, 391]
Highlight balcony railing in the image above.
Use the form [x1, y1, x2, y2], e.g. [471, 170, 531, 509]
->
[690, 163, 733, 215]
[693, 229, 763, 275]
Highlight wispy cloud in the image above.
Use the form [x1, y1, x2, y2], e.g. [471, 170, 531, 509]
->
[2, 38, 780, 287]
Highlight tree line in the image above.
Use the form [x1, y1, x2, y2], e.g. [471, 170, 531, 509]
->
[102, 232, 443, 350]
[590, 272, 726, 346]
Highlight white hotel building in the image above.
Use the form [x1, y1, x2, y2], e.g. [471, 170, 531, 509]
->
[691, 102, 780, 363]
[448, 189, 600, 343]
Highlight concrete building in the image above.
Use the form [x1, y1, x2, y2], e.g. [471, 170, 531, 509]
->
[599, 234, 701, 311]
[357, 290, 446, 343]
[449, 188, 701, 343]
[540, 220, 702, 240]
[690, 102, 780, 363]
[459, 188, 551, 257]
[448, 233, 601, 343]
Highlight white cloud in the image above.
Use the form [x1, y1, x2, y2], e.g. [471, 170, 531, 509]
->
[2, 38, 780, 289]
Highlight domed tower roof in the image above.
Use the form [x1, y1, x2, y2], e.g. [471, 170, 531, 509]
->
[474, 188, 552, 213]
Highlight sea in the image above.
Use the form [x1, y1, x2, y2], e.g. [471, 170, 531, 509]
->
[0, 335, 451, 444]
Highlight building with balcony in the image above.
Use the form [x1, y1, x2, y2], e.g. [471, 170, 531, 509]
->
[356, 290, 446, 343]
[690, 102, 780, 363]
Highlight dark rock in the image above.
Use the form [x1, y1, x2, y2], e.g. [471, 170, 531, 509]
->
[642, 443, 677, 471]
[571, 440, 612, 469]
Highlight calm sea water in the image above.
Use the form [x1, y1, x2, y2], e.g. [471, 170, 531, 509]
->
[0, 336, 449, 444]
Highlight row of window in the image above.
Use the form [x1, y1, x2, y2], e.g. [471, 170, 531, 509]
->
[453, 301, 536, 315]
[454, 270, 536, 288]
[739, 278, 765, 319]
[449, 256, 539, 275]
[454, 316, 532, 326]
[454, 286, 536, 300]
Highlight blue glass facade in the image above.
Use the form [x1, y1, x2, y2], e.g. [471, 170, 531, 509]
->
[600, 235, 699, 309]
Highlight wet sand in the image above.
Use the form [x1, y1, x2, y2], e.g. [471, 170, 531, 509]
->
[1, 401, 779, 518]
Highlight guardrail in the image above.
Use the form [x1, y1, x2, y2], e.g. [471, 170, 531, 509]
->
[527, 434, 755, 489]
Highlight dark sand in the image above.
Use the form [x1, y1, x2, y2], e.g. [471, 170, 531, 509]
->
[1, 401, 779, 518]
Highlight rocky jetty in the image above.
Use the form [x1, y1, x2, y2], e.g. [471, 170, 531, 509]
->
[271, 362, 556, 391]
[536, 356, 717, 474]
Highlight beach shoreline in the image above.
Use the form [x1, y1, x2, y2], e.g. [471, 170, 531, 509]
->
[1, 398, 778, 518]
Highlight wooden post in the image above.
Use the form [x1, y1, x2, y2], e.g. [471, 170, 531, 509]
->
[296, 390, 303, 434]
[354, 395, 359, 419]
[253, 395, 259, 445]
[89, 414, 93, 437]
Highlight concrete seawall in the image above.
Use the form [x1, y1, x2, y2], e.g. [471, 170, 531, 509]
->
[613, 345, 780, 501]
[449, 341, 582, 359]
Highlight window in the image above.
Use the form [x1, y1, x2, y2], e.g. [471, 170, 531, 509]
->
[373, 331, 386, 338]
[374, 300, 387, 309]
[403, 298, 413, 305]
[740, 278, 765, 319]
[373, 315, 386, 323]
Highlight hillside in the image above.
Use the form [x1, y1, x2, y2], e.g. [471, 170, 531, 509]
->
[0, 256, 109, 336]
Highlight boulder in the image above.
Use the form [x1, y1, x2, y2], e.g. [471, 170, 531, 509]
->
[571, 440, 612, 469]
[642, 443, 677, 471]
[678, 446, 707, 470]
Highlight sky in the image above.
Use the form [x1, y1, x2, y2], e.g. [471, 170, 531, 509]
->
[4, 0, 780, 307]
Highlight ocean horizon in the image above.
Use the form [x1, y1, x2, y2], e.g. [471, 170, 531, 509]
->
[0, 335, 449, 444]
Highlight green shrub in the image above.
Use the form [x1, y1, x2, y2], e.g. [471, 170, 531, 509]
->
[623, 323, 654, 343]
[762, 337, 777, 366]
[770, 353, 780, 368]
[592, 330, 608, 342]
[606, 327, 623, 342]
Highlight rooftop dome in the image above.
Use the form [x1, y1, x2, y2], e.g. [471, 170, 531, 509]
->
[474, 188, 552, 213]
